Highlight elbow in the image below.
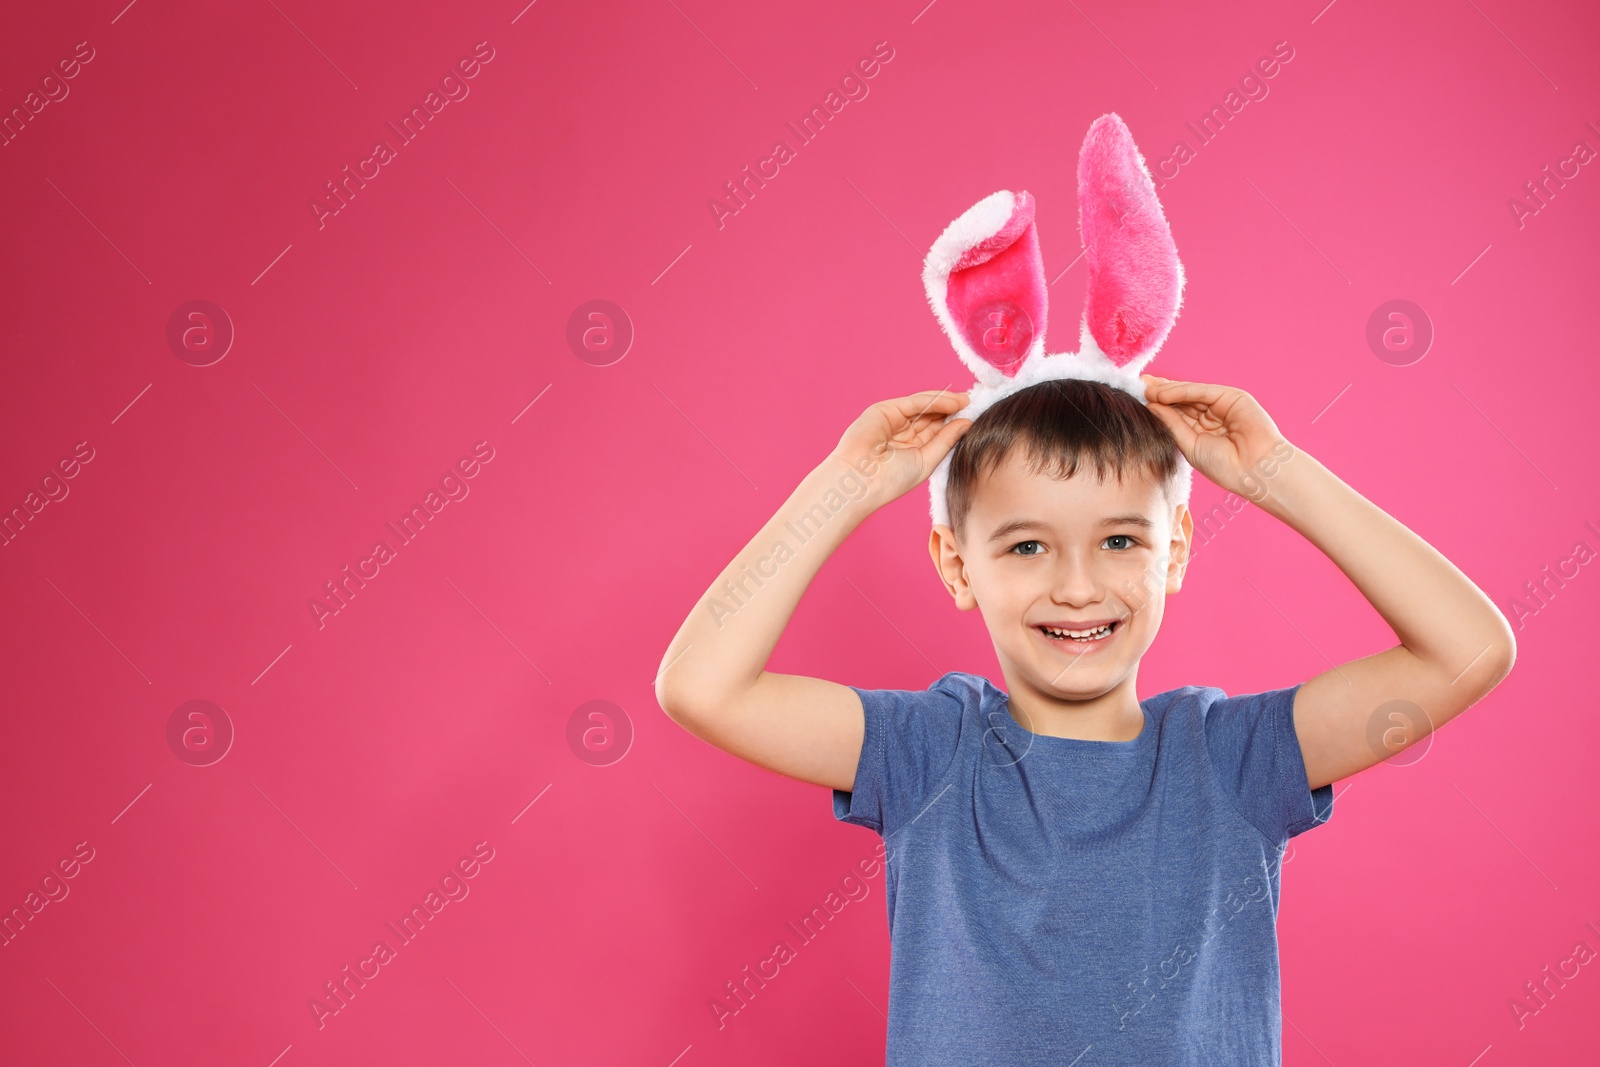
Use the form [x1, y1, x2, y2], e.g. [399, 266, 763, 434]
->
[1434, 619, 1517, 709]
[1491, 630, 1517, 686]
[655, 676, 692, 726]
[656, 686, 723, 746]
[654, 666, 712, 729]
[658, 698, 704, 739]
[1493, 605, 1518, 675]
[1478, 618, 1518, 693]
[654, 642, 689, 723]
[653, 643, 750, 729]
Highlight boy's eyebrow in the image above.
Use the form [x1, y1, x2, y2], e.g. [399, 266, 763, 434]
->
[987, 514, 1154, 543]
[988, 519, 1051, 543]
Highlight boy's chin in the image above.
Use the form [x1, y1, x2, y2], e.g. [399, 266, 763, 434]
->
[1009, 655, 1123, 699]
[1032, 670, 1121, 699]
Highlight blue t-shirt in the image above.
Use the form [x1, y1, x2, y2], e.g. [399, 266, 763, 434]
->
[832, 671, 1333, 1067]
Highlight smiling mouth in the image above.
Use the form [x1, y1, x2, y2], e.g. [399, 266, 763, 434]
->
[1036, 620, 1121, 643]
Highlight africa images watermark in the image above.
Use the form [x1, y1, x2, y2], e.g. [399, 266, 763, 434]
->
[308, 841, 496, 1029]
[708, 40, 897, 230]
[1507, 916, 1600, 1032]
[307, 441, 496, 630]
[309, 42, 498, 230]
[1165, 439, 1299, 565]
[0, 39, 96, 149]
[1, 840, 97, 949]
[0, 440, 96, 549]
[704, 439, 899, 629]
[1506, 121, 1598, 231]
[1148, 39, 1297, 191]
[1108, 868, 1276, 1032]
[708, 842, 888, 1030]
[1499, 518, 1600, 632]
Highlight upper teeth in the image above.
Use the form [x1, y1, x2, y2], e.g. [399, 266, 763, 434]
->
[1043, 624, 1112, 639]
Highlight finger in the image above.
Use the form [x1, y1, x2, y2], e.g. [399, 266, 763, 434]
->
[907, 410, 968, 447]
[897, 388, 967, 405]
[895, 406, 956, 437]
[919, 416, 973, 463]
[1144, 400, 1201, 454]
[1142, 378, 1223, 404]
[1141, 374, 1210, 395]
[888, 389, 969, 419]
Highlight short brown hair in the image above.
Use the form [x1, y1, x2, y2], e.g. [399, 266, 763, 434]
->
[945, 378, 1184, 539]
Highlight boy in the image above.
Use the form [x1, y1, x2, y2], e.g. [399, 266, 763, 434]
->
[655, 373, 1515, 1065]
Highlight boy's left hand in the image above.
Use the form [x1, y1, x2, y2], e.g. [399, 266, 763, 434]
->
[1139, 374, 1294, 501]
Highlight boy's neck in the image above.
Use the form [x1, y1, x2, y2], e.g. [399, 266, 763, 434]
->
[999, 668, 1146, 743]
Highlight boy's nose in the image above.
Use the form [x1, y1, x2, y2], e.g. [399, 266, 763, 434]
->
[1047, 558, 1105, 605]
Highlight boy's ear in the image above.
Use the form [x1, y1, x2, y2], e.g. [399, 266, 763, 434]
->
[929, 525, 979, 611]
[1166, 503, 1193, 593]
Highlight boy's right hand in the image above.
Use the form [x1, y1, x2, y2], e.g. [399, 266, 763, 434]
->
[830, 389, 973, 509]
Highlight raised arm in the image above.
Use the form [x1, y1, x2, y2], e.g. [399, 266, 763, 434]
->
[1142, 374, 1516, 791]
[654, 390, 971, 792]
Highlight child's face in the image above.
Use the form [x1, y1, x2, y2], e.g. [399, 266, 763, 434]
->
[930, 448, 1192, 701]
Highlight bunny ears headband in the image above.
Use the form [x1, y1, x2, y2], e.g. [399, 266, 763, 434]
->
[922, 112, 1193, 527]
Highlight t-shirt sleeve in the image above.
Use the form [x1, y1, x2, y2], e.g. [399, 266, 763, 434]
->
[832, 676, 969, 839]
[1202, 682, 1333, 845]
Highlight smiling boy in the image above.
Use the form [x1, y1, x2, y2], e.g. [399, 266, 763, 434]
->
[658, 114, 1517, 1065]
[655, 366, 1515, 1064]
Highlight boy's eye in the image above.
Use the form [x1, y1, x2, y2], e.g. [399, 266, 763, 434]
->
[1010, 540, 1044, 557]
[1103, 534, 1139, 551]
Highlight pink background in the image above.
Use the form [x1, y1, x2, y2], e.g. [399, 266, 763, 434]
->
[2, 0, 1597, 1063]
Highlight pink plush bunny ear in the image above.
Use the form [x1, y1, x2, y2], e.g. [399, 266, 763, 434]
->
[921, 189, 1049, 384]
[1077, 113, 1185, 372]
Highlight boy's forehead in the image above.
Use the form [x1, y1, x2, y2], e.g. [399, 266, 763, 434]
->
[969, 447, 1167, 526]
